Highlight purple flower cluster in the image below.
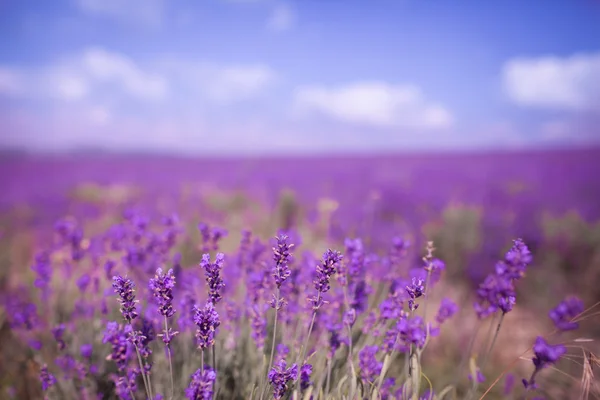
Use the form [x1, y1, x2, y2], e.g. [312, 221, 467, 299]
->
[200, 253, 225, 304]
[193, 302, 221, 350]
[474, 239, 532, 318]
[268, 360, 298, 399]
[549, 296, 584, 331]
[149, 268, 176, 318]
[112, 275, 138, 322]
[39, 364, 56, 391]
[522, 336, 566, 389]
[359, 345, 382, 382]
[185, 367, 217, 400]
[272, 234, 294, 288]
[405, 277, 425, 311]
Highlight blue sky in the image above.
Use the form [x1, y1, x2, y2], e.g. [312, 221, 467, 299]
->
[0, 0, 599, 154]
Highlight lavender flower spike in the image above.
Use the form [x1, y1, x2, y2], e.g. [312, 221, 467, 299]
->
[185, 367, 217, 400]
[201, 253, 225, 305]
[193, 301, 221, 350]
[149, 268, 176, 318]
[268, 360, 298, 400]
[40, 364, 57, 391]
[272, 234, 294, 288]
[112, 275, 138, 322]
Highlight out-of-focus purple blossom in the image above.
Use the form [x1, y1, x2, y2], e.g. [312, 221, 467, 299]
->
[272, 234, 294, 289]
[300, 363, 312, 390]
[343, 308, 356, 327]
[103, 321, 130, 371]
[248, 303, 267, 349]
[185, 367, 216, 400]
[549, 296, 584, 331]
[359, 345, 382, 383]
[522, 336, 566, 389]
[396, 314, 427, 349]
[380, 377, 396, 400]
[504, 373, 515, 395]
[114, 369, 138, 400]
[268, 360, 298, 400]
[468, 368, 486, 383]
[104, 260, 116, 280]
[149, 268, 176, 317]
[276, 343, 290, 361]
[39, 365, 56, 391]
[28, 339, 42, 351]
[200, 253, 225, 304]
[76, 274, 91, 292]
[436, 298, 458, 325]
[31, 251, 52, 294]
[112, 275, 138, 322]
[193, 302, 220, 350]
[55, 354, 77, 379]
[198, 223, 228, 252]
[6, 295, 39, 330]
[81, 343, 93, 359]
[51, 324, 66, 351]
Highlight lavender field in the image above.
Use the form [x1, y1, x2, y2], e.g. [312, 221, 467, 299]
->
[1, 148, 600, 400]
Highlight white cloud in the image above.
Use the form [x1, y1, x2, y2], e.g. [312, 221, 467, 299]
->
[502, 52, 600, 112]
[293, 81, 453, 129]
[0, 48, 169, 102]
[267, 3, 295, 32]
[74, 0, 166, 27]
[81, 48, 168, 100]
[164, 60, 276, 104]
[0, 48, 278, 108]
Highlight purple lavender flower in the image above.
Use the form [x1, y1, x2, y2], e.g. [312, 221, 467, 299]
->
[185, 367, 217, 400]
[103, 321, 130, 371]
[397, 314, 427, 349]
[474, 274, 516, 318]
[272, 234, 294, 288]
[268, 360, 298, 400]
[200, 253, 225, 304]
[51, 324, 66, 351]
[405, 277, 425, 311]
[248, 303, 267, 349]
[114, 369, 138, 400]
[522, 336, 566, 389]
[494, 239, 532, 280]
[112, 275, 138, 322]
[80, 343, 93, 359]
[359, 345, 382, 382]
[549, 296, 584, 331]
[300, 363, 312, 390]
[149, 268, 176, 317]
[193, 302, 220, 350]
[39, 365, 56, 391]
[31, 251, 52, 292]
[503, 373, 515, 396]
[436, 298, 458, 324]
[128, 329, 151, 358]
[468, 368, 486, 383]
[76, 274, 91, 292]
[309, 249, 343, 310]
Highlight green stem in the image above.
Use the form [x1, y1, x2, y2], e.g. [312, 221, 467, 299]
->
[164, 316, 175, 400]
